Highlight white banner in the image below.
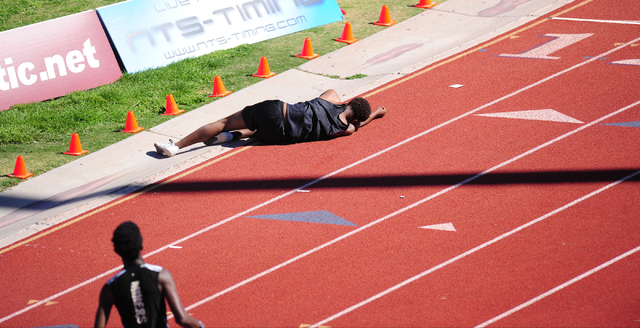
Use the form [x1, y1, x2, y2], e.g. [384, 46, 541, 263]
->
[97, 0, 343, 73]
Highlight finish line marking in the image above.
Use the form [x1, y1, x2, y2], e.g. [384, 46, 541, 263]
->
[3, 7, 636, 325]
[551, 17, 640, 25]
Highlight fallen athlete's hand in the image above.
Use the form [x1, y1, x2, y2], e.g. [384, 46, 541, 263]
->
[375, 106, 387, 118]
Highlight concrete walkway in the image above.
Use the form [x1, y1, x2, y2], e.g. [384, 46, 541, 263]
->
[0, 0, 573, 248]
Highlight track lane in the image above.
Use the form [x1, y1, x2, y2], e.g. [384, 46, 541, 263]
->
[1, 0, 639, 326]
[484, 248, 640, 327]
[319, 174, 640, 327]
[182, 102, 640, 326]
[178, 17, 640, 326]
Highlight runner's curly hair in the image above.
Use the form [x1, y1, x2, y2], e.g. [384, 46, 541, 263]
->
[112, 221, 143, 261]
[348, 97, 371, 122]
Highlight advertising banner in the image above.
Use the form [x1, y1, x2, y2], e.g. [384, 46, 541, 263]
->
[97, 0, 343, 73]
[0, 11, 122, 111]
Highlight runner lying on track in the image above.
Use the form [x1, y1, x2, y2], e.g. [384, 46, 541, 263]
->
[94, 221, 204, 328]
[154, 89, 387, 157]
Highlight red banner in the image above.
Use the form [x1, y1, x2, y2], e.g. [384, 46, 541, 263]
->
[0, 11, 122, 110]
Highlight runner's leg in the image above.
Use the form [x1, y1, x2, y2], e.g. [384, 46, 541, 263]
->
[175, 111, 248, 148]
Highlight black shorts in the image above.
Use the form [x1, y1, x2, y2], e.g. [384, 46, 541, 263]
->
[241, 100, 289, 144]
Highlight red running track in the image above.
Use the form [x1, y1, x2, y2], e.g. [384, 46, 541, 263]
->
[1, 0, 639, 326]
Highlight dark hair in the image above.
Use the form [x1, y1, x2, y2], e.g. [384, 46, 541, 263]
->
[112, 221, 143, 261]
[348, 97, 371, 122]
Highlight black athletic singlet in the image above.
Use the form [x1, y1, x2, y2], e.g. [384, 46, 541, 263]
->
[286, 97, 349, 143]
[107, 263, 168, 328]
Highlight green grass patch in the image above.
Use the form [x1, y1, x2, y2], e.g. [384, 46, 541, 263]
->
[346, 73, 368, 79]
[0, 0, 444, 191]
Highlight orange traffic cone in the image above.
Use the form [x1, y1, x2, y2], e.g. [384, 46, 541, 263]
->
[374, 5, 396, 26]
[8, 155, 33, 179]
[63, 133, 89, 156]
[415, 0, 436, 9]
[162, 94, 185, 116]
[335, 22, 358, 44]
[295, 38, 319, 60]
[209, 76, 232, 98]
[120, 111, 144, 133]
[252, 56, 276, 78]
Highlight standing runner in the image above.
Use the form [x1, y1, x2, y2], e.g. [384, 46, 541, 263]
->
[94, 221, 203, 328]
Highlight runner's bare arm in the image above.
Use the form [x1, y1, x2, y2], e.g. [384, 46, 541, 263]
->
[160, 269, 203, 328]
[94, 284, 114, 328]
[319, 89, 342, 104]
[358, 106, 387, 128]
[331, 106, 387, 138]
[332, 123, 358, 137]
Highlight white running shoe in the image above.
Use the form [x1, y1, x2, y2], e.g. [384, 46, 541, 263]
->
[154, 139, 179, 157]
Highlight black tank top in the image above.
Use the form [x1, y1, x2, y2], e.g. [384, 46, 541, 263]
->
[286, 98, 348, 143]
[107, 263, 168, 328]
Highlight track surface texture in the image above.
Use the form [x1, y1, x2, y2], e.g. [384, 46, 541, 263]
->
[2, 0, 640, 327]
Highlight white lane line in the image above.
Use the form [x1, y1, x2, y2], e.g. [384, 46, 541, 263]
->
[551, 17, 640, 25]
[476, 244, 640, 327]
[180, 99, 640, 320]
[313, 168, 640, 328]
[0, 267, 122, 324]
[4, 33, 639, 327]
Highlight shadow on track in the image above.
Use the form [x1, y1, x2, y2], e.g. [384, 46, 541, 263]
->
[1, 168, 637, 231]
[147, 168, 640, 192]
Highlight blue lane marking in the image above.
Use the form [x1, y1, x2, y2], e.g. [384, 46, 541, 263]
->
[602, 121, 640, 128]
[246, 211, 358, 227]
